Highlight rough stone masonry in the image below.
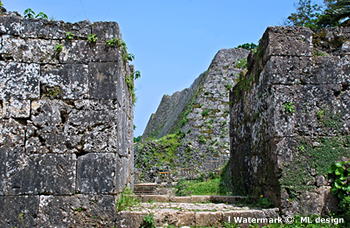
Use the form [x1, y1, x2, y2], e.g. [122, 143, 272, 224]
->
[0, 8, 134, 227]
[230, 26, 350, 217]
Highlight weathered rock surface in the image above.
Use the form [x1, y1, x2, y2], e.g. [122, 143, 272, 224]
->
[136, 48, 249, 182]
[116, 202, 280, 228]
[0, 8, 134, 226]
[229, 26, 347, 217]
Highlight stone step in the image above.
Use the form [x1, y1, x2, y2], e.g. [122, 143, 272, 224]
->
[116, 202, 280, 228]
[136, 194, 253, 204]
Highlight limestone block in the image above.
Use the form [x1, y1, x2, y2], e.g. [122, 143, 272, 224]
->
[41, 64, 89, 99]
[281, 187, 338, 217]
[340, 55, 350, 85]
[21, 19, 91, 39]
[0, 35, 59, 63]
[0, 147, 28, 195]
[115, 211, 148, 228]
[77, 153, 117, 194]
[272, 84, 342, 137]
[300, 56, 343, 85]
[116, 156, 130, 193]
[169, 196, 191, 203]
[30, 100, 71, 153]
[191, 195, 211, 203]
[36, 195, 116, 227]
[88, 62, 123, 101]
[7, 153, 76, 195]
[29, 99, 120, 154]
[138, 195, 170, 202]
[59, 40, 120, 63]
[68, 100, 119, 154]
[0, 12, 24, 35]
[0, 118, 26, 147]
[3, 99, 30, 118]
[195, 211, 222, 227]
[261, 26, 313, 63]
[160, 211, 195, 227]
[264, 56, 310, 85]
[0, 61, 40, 100]
[0, 195, 39, 228]
[92, 21, 121, 42]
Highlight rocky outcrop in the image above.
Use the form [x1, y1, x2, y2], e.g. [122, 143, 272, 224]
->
[229, 26, 350, 217]
[136, 48, 249, 182]
[0, 9, 134, 227]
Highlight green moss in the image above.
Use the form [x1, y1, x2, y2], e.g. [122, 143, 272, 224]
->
[43, 86, 62, 99]
[280, 110, 350, 198]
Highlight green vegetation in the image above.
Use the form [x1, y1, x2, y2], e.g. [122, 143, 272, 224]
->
[199, 135, 207, 143]
[328, 159, 350, 225]
[284, 0, 350, 30]
[281, 110, 350, 199]
[283, 102, 294, 114]
[66, 32, 75, 40]
[106, 38, 120, 47]
[0, 1, 3, 7]
[175, 161, 232, 196]
[43, 86, 62, 99]
[87, 34, 98, 43]
[135, 133, 182, 175]
[55, 43, 63, 53]
[125, 70, 141, 105]
[313, 50, 329, 57]
[140, 214, 156, 228]
[234, 42, 258, 50]
[339, 196, 350, 225]
[201, 109, 210, 117]
[116, 187, 139, 212]
[233, 72, 255, 98]
[105, 37, 135, 64]
[225, 83, 233, 91]
[235, 58, 248, 70]
[328, 160, 350, 199]
[24, 8, 48, 19]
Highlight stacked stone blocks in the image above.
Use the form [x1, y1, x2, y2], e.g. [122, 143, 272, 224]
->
[0, 10, 134, 226]
[230, 26, 350, 216]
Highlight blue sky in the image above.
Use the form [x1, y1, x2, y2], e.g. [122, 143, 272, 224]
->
[4, 0, 324, 136]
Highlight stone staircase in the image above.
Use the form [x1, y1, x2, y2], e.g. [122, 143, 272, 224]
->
[115, 195, 280, 228]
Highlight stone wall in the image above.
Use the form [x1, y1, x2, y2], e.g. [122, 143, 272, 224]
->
[0, 9, 134, 227]
[136, 48, 249, 182]
[230, 26, 350, 217]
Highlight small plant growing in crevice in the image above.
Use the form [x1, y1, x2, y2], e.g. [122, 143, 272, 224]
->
[87, 34, 98, 43]
[123, 53, 135, 62]
[140, 214, 156, 228]
[24, 8, 48, 19]
[116, 187, 139, 212]
[225, 83, 233, 91]
[66, 32, 75, 40]
[201, 109, 210, 117]
[199, 135, 207, 143]
[235, 58, 248, 69]
[313, 50, 329, 57]
[106, 38, 119, 47]
[284, 102, 294, 114]
[125, 70, 141, 105]
[55, 43, 63, 53]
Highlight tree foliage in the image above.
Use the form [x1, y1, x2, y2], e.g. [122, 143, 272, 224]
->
[284, 0, 323, 29]
[318, 0, 350, 27]
[283, 0, 350, 30]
